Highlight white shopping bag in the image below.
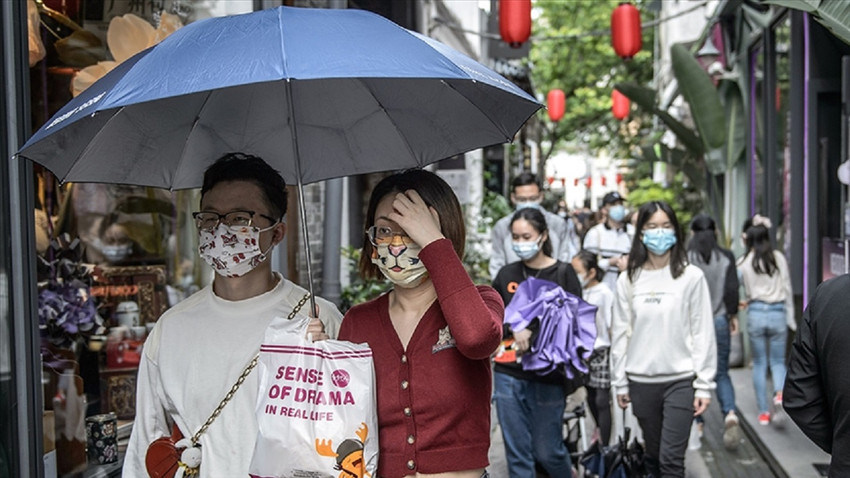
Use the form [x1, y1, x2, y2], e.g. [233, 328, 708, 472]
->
[249, 314, 378, 478]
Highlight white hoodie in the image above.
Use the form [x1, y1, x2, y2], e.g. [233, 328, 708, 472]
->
[611, 264, 717, 399]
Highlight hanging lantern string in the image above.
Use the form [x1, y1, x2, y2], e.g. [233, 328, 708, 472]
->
[429, 1, 708, 42]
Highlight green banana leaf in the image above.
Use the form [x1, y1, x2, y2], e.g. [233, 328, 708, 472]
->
[721, 80, 746, 170]
[671, 43, 727, 173]
[763, 0, 850, 46]
[615, 82, 704, 157]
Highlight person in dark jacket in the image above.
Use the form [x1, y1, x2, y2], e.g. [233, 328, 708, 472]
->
[784, 274, 850, 477]
[687, 214, 741, 450]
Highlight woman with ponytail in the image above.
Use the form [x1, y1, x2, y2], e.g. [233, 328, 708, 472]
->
[737, 214, 796, 427]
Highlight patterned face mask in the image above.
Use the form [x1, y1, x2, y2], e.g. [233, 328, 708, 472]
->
[198, 222, 276, 278]
[371, 241, 428, 288]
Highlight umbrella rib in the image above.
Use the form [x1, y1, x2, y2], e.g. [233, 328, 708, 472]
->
[358, 80, 423, 166]
[67, 106, 127, 182]
[438, 79, 515, 142]
[172, 90, 216, 189]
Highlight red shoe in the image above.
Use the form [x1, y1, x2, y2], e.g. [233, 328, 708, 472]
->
[758, 412, 771, 425]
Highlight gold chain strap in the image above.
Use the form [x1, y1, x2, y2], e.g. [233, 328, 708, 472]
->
[189, 292, 311, 446]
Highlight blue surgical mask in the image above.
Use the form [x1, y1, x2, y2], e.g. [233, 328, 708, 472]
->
[516, 201, 542, 212]
[608, 205, 626, 222]
[642, 228, 677, 255]
[511, 240, 540, 260]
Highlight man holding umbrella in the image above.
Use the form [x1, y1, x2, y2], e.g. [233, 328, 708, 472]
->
[123, 153, 342, 477]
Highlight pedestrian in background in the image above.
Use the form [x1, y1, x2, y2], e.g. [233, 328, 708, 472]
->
[571, 250, 615, 446]
[338, 169, 503, 478]
[582, 191, 632, 293]
[612, 201, 716, 478]
[687, 214, 741, 450]
[784, 274, 850, 477]
[489, 172, 579, 279]
[737, 215, 796, 427]
[491, 207, 582, 478]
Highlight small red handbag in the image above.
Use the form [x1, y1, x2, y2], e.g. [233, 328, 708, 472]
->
[145, 424, 184, 478]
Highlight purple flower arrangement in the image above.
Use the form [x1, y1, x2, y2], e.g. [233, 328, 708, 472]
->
[38, 235, 104, 346]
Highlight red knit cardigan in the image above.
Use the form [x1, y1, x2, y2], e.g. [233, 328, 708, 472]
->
[339, 239, 504, 478]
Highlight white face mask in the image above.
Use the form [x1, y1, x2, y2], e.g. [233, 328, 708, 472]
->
[371, 242, 428, 288]
[198, 222, 276, 278]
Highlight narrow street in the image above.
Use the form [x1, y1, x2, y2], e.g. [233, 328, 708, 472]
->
[485, 367, 832, 478]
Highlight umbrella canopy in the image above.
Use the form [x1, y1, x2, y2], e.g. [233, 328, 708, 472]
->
[18, 6, 541, 189]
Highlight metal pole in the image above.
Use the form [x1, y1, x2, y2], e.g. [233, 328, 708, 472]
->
[2, 0, 42, 474]
[284, 79, 317, 317]
[321, 178, 343, 306]
[841, 56, 850, 273]
[319, 0, 347, 307]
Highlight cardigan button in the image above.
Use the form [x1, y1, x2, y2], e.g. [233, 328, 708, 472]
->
[406, 460, 415, 470]
[401, 354, 408, 363]
[403, 407, 411, 416]
[401, 380, 409, 390]
[407, 434, 415, 444]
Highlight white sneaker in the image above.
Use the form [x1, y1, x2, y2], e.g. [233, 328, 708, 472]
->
[688, 419, 702, 450]
[723, 413, 741, 450]
[773, 393, 786, 428]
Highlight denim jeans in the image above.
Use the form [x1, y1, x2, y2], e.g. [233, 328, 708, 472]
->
[493, 372, 572, 478]
[714, 314, 736, 415]
[747, 301, 787, 413]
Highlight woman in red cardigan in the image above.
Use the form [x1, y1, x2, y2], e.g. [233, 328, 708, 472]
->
[338, 170, 504, 478]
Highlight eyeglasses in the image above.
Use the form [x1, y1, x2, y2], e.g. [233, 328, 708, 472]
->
[192, 210, 277, 231]
[366, 225, 414, 246]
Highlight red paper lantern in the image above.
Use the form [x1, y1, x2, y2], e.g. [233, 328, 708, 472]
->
[547, 89, 566, 122]
[499, 0, 532, 48]
[611, 3, 642, 60]
[601, 176, 608, 186]
[616, 173, 623, 184]
[612, 89, 630, 120]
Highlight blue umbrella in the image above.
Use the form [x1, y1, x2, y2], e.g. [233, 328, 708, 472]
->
[17, 6, 540, 189]
[18, 5, 540, 311]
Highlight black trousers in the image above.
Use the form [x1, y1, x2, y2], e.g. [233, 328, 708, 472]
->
[629, 378, 695, 478]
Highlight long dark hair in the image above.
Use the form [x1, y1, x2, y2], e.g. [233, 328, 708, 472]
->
[744, 224, 777, 276]
[688, 214, 718, 264]
[510, 208, 553, 257]
[627, 201, 687, 281]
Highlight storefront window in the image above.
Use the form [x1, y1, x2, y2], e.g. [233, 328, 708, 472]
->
[28, 1, 249, 474]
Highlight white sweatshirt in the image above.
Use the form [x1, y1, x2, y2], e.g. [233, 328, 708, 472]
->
[583, 281, 614, 350]
[738, 250, 796, 330]
[123, 274, 342, 477]
[611, 264, 716, 399]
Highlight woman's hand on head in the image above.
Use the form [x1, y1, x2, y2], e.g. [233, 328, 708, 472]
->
[387, 190, 444, 247]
